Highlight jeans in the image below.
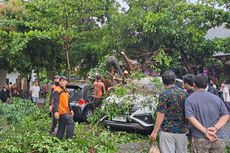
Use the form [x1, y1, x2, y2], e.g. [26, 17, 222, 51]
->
[32, 97, 39, 103]
[56, 114, 75, 139]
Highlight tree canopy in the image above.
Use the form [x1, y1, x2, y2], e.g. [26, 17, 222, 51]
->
[0, 0, 229, 79]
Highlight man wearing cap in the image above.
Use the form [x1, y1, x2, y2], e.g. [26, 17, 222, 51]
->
[49, 75, 60, 135]
[53, 76, 75, 139]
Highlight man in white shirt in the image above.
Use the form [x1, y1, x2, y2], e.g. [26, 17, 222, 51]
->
[221, 81, 230, 112]
[30, 80, 40, 104]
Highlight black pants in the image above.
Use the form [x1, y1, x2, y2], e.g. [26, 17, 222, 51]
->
[56, 114, 75, 139]
[94, 98, 102, 107]
[51, 111, 58, 132]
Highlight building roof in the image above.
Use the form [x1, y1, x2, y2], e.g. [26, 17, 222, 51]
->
[205, 25, 230, 58]
[205, 25, 230, 40]
[213, 52, 230, 57]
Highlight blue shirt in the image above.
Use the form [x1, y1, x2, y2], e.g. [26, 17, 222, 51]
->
[185, 91, 229, 138]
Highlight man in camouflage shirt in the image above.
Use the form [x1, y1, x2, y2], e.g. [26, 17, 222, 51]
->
[150, 71, 188, 153]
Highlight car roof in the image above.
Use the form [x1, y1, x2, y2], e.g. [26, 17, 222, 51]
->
[66, 83, 89, 89]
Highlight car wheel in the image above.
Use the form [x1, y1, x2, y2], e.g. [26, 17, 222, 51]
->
[83, 108, 93, 122]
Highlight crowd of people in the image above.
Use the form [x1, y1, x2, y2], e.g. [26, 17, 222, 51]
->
[0, 80, 50, 104]
[150, 71, 229, 153]
[0, 82, 20, 103]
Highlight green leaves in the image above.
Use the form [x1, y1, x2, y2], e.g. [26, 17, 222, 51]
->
[0, 0, 117, 77]
[0, 0, 229, 76]
[0, 98, 147, 153]
[213, 37, 230, 53]
[144, 12, 168, 33]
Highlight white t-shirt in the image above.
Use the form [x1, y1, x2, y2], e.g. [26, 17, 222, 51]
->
[30, 85, 40, 98]
[223, 87, 230, 102]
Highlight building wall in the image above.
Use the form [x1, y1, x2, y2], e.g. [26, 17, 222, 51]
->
[6, 72, 20, 84]
[0, 69, 6, 88]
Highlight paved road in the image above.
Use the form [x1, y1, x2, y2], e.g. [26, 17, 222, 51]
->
[116, 122, 230, 153]
[223, 121, 230, 146]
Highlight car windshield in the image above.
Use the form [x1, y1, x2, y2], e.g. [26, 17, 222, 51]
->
[66, 85, 82, 102]
[66, 84, 93, 102]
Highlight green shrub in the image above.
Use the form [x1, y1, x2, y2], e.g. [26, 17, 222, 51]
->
[225, 146, 230, 153]
[0, 98, 147, 153]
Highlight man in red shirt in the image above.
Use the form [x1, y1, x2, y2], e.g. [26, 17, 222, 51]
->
[93, 75, 105, 107]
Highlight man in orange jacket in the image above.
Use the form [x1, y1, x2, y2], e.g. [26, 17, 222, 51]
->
[53, 76, 74, 139]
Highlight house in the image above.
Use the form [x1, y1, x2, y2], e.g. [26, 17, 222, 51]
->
[0, 69, 20, 87]
[0, 69, 36, 91]
[205, 25, 230, 40]
[206, 25, 230, 78]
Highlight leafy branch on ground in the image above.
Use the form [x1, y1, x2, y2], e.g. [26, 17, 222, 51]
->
[0, 98, 147, 153]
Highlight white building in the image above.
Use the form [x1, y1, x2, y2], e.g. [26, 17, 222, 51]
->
[0, 69, 36, 90]
[0, 70, 20, 87]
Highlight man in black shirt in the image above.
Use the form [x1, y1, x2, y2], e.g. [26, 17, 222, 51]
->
[182, 74, 195, 96]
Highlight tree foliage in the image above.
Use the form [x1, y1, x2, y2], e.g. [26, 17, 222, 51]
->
[0, 0, 229, 78]
[105, 0, 229, 74]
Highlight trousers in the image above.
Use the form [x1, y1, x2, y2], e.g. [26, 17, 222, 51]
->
[56, 114, 75, 139]
[159, 131, 188, 153]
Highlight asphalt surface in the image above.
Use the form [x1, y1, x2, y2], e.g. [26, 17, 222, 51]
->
[223, 121, 230, 146]
[116, 122, 230, 153]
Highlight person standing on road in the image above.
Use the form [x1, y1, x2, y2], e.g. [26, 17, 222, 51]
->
[220, 81, 230, 112]
[53, 76, 74, 139]
[207, 79, 219, 97]
[185, 74, 229, 153]
[150, 71, 188, 153]
[93, 75, 105, 107]
[49, 75, 60, 135]
[182, 74, 195, 152]
[29, 80, 40, 105]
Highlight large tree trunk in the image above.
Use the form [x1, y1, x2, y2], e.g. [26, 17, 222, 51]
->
[36, 67, 40, 85]
[63, 7, 71, 81]
[64, 39, 71, 81]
